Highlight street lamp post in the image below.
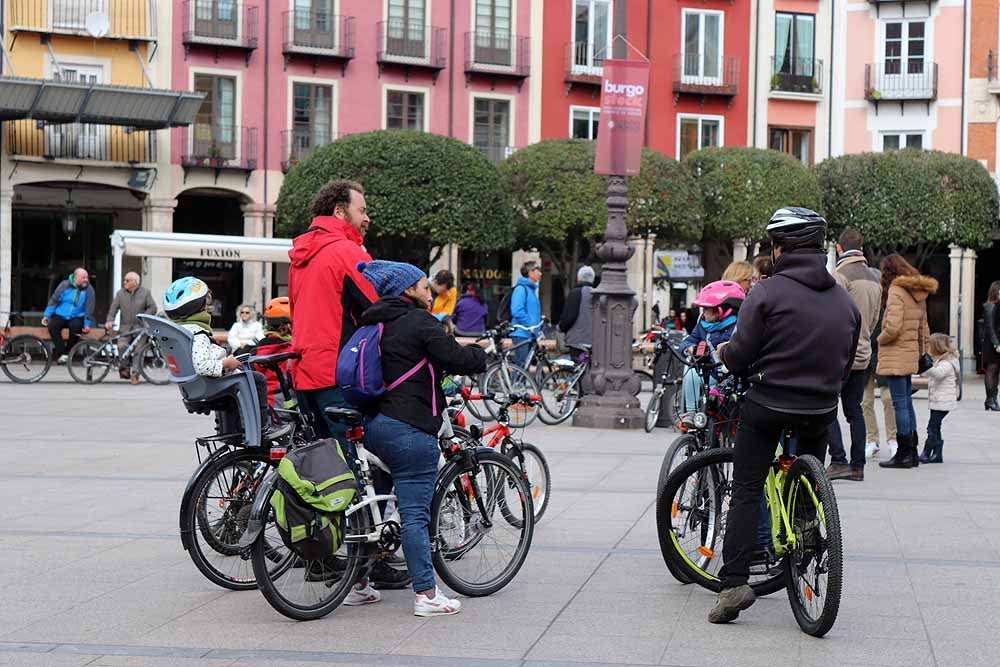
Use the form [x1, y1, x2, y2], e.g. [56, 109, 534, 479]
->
[573, 0, 645, 429]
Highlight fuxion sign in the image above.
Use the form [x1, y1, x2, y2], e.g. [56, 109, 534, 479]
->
[594, 59, 651, 177]
[200, 248, 242, 259]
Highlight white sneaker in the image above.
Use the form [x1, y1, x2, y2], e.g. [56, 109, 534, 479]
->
[57, 354, 69, 365]
[865, 441, 879, 459]
[887, 439, 898, 459]
[343, 581, 381, 606]
[414, 587, 461, 617]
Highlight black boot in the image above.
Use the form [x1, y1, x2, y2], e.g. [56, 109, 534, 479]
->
[880, 433, 917, 469]
[917, 438, 935, 464]
[910, 432, 920, 468]
[928, 439, 943, 464]
[986, 389, 1000, 411]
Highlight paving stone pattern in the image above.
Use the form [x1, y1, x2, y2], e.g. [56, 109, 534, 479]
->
[1, 369, 998, 666]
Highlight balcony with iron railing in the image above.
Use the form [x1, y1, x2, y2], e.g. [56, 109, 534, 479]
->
[475, 144, 517, 165]
[672, 54, 739, 100]
[180, 124, 257, 178]
[376, 20, 447, 81]
[282, 12, 355, 73]
[770, 57, 823, 96]
[464, 32, 530, 87]
[6, 120, 157, 164]
[865, 62, 938, 106]
[182, 1, 258, 63]
[564, 41, 606, 92]
[7, 0, 158, 41]
[987, 50, 1000, 95]
[281, 128, 335, 172]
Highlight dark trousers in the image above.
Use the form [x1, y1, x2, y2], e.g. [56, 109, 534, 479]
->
[720, 399, 835, 589]
[827, 369, 868, 469]
[48, 315, 84, 357]
[926, 409, 948, 446]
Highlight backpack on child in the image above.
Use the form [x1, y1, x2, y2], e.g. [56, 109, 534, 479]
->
[335, 322, 430, 408]
[270, 438, 357, 561]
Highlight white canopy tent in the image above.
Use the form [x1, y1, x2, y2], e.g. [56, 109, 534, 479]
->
[109, 229, 292, 302]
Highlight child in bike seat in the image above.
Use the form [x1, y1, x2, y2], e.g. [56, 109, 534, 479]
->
[251, 296, 296, 409]
[354, 260, 487, 616]
[163, 277, 287, 441]
[681, 280, 745, 412]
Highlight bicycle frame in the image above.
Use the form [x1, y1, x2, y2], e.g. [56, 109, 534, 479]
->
[764, 451, 826, 557]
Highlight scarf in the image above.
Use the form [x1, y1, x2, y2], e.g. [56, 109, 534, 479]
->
[174, 311, 213, 333]
[262, 330, 292, 343]
[702, 315, 737, 333]
[836, 249, 865, 267]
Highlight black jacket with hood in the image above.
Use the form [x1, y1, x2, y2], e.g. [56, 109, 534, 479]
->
[361, 295, 487, 434]
[720, 249, 861, 412]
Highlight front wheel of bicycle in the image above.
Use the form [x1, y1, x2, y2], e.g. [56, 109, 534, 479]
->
[783, 454, 843, 637]
[431, 449, 534, 597]
[251, 484, 367, 621]
[1, 334, 52, 383]
[644, 387, 665, 433]
[138, 340, 170, 385]
[502, 441, 551, 522]
[67, 340, 112, 384]
[656, 448, 785, 597]
[537, 368, 580, 425]
[482, 363, 540, 428]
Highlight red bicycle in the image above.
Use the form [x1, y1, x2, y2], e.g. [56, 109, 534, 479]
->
[456, 387, 551, 522]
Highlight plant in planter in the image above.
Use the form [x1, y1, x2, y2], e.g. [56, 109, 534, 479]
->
[811, 77, 820, 93]
[866, 88, 882, 100]
[207, 144, 228, 167]
[770, 73, 781, 90]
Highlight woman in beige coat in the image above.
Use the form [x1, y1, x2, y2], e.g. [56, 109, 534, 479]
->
[876, 254, 938, 469]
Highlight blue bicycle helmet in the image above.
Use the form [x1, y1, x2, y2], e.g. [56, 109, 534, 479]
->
[164, 276, 210, 319]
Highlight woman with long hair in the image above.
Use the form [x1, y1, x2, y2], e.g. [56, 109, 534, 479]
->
[876, 254, 938, 469]
[982, 280, 1000, 411]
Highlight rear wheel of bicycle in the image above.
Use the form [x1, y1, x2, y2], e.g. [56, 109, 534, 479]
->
[431, 449, 534, 597]
[644, 387, 664, 433]
[502, 441, 551, 522]
[67, 340, 112, 384]
[251, 485, 367, 621]
[1, 334, 51, 383]
[482, 363, 540, 428]
[656, 448, 785, 597]
[633, 368, 654, 395]
[138, 340, 170, 385]
[184, 448, 274, 590]
[783, 454, 843, 637]
[537, 368, 580, 426]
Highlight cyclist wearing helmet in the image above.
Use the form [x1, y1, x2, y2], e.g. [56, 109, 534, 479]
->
[709, 208, 860, 624]
[680, 280, 745, 411]
[252, 297, 295, 408]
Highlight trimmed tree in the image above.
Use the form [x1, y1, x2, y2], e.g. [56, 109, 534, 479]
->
[499, 139, 703, 294]
[816, 150, 998, 267]
[275, 130, 514, 269]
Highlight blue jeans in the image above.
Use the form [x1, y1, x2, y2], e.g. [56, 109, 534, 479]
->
[885, 375, 917, 436]
[827, 369, 869, 469]
[364, 413, 439, 593]
[511, 337, 533, 368]
[298, 385, 350, 444]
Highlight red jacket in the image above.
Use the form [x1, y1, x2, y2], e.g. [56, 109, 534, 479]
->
[252, 337, 293, 407]
[288, 216, 377, 390]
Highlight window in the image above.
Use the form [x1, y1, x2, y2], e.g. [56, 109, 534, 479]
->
[48, 64, 105, 159]
[882, 133, 923, 151]
[572, 0, 611, 72]
[386, 90, 425, 130]
[884, 21, 925, 75]
[475, 0, 512, 66]
[193, 74, 237, 158]
[473, 98, 511, 163]
[194, 0, 238, 40]
[387, 0, 425, 57]
[293, 0, 334, 49]
[769, 127, 812, 166]
[571, 107, 600, 140]
[678, 116, 721, 158]
[774, 13, 814, 82]
[682, 10, 722, 84]
[291, 83, 333, 162]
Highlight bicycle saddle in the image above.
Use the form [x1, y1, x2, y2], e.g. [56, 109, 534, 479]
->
[324, 407, 363, 426]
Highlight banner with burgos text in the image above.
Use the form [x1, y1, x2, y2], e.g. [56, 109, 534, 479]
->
[594, 59, 650, 176]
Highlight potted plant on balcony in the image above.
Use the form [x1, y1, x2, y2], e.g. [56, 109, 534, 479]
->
[866, 87, 882, 101]
[770, 73, 781, 90]
[810, 77, 820, 93]
[207, 144, 228, 168]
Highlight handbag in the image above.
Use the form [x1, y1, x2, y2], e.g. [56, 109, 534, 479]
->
[918, 353, 934, 374]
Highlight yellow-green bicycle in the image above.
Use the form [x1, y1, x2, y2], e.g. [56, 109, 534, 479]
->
[655, 440, 843, 637]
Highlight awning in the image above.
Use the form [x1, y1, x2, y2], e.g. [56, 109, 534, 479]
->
[111, 230, 292, 263]
[0, 76, 205, 129]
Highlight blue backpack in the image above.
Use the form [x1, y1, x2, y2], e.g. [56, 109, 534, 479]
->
[336, 323, 429, 408]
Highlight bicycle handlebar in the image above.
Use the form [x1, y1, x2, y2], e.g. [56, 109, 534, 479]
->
[459, 386, 541, 406]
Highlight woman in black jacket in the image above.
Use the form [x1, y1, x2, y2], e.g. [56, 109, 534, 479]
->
[357, 260, 487, 617]
[983, 281, 1000, 411]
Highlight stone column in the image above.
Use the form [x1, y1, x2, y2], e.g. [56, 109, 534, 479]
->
[0, 189, 12, 320]
[826, 242, 837, 273]
[428, 244, 460, 280]
[732, 239, 749, 263]
[949, 245, 978, 371]
[625, 234, 657, 334]
[141, 198, 176, 308]
[242, 203, 275, 312]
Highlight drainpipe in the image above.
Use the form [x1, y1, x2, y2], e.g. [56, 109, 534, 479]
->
[448, 0, 455, 138]
[644, 0, 651, 146]
[961, 0, 968, 154]
[751, 0, 760, 146]
[827, 0, 835, 158]
[262, 0, 270, 308]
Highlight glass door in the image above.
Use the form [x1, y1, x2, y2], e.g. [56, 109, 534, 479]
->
[473, 98, 510, 163]
[387, 0, 426, 58]
[193, 75, 236, 160]
[682, 10, 722, 85]
[573, 0, 611, 74]
[475, 0, 512, 66]
[293, 0, 334, 50]
[195, 0, 238, 40]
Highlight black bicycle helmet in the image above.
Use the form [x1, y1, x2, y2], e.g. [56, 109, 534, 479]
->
[766, 207, 827, 250]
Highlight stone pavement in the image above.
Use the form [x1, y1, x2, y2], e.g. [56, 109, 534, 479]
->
[1, 369, 999, 667]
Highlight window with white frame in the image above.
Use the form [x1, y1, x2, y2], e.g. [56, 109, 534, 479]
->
[882, 132, 923, 151]
[291, 83, 333, 163]
[386, 89, 425, 130]
[883, 20, 925, 75]
[571, 107, 600, 140]
[572, 0, 612, 73]
[473, 98, 511, 163]
[48, 63, 105, 160]
[475, 0, 512, 66]
[682, 9, 722, 84]
[678, 116, 721, 158]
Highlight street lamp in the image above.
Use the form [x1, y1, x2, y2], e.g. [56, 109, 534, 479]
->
[62, 189, 78, 239]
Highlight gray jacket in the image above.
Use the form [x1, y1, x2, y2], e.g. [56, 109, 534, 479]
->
[106, 286, 158, 331]
[560, 284, 594, 348]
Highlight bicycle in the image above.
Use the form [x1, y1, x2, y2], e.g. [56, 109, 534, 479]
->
[655, 438, 843, 637]
[643, 330, 687, 433]
[467, 322, 542, 428]
[66, 327, 169, 385]
[0, 315, 52, 383]
[244, 405, 535, 621]
[455, 387, 551, 521]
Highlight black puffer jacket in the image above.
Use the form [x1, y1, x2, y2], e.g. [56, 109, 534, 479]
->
[361, 296, 487, 434]
[720, 249, 861, 412]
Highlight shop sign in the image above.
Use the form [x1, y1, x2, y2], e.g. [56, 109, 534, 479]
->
[461, 267, 511, 281]
[654, 251, 704, 280]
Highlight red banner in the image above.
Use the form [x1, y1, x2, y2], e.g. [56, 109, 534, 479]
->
[594, 59, 650, 176]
